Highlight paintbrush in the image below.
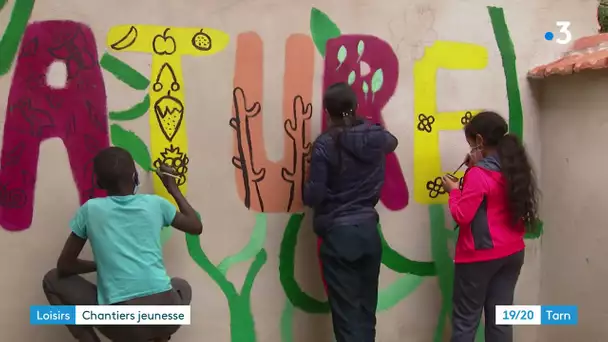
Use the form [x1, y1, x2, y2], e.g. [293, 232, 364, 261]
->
[445, 161, 467, 182]
[154, 168, 180, 179]
[452, 160, 467, 174]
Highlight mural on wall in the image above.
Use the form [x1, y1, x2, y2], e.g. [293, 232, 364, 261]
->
[278, 6, 541, 342]
[0, 2, 544, 342]
[105, 24, 269, 342]
[279, 7, 436, 342]
[0, 20, 109, 231]
[231, 32, 314, 213]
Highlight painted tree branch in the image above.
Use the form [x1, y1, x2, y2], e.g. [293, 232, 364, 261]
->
[186, 211, 268, 342]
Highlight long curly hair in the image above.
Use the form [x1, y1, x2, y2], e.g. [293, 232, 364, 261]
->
[464, 111, 539, 229]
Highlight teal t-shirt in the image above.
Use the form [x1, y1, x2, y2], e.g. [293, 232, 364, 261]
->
[70, 194, 177, 305]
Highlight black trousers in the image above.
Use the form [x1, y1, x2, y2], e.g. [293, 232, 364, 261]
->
[320, 222, 382, 342]
[43, 269, 191, 342]
[451, 250, 525, 342]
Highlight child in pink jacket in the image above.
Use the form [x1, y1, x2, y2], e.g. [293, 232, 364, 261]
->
[441, 111, 539, 342]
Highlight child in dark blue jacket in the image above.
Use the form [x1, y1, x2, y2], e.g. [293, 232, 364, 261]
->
[303, 82, 398, 342]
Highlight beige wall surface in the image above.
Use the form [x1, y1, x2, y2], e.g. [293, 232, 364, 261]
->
[538, 71, 608, 342]
[0, 0, 598, 341]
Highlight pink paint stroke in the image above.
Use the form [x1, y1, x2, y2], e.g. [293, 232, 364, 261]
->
[0, 21, 109, 231]
[322, 35, 408, 211]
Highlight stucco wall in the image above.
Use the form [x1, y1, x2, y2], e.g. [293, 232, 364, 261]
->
[538, 70, 608, 342]
[0, 0, 598, 341]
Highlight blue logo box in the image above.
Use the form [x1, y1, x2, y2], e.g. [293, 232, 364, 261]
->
[30, 306, 76, 325]
[540, 305, 578, 325]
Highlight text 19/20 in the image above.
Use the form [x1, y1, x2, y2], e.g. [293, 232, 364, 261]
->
[495, 305, 541, 325]
[503, 309, 533, 320]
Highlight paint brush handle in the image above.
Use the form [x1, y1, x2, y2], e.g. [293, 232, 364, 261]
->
[161, 172, 180, 179]
[154, 168, 180, 179]
[453, 161, 466, 174]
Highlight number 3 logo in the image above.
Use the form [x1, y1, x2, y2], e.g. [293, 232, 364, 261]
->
[556, 21, 572, 45]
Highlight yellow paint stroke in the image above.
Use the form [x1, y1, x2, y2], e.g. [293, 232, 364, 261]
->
[413, 41, 488, 204]
[106, 25, 229, 202]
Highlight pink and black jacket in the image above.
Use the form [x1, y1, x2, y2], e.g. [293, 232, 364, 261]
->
[448, 155, 525, 264]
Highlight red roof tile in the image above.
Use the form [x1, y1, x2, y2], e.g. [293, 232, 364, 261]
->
[528, 34, 608, 78]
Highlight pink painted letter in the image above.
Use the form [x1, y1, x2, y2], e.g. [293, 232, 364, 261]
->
[322, 35, 408, 210]
[0, 21, 109, 231]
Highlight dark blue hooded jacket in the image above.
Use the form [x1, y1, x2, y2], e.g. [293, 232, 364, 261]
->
[303, 119, 398, 236]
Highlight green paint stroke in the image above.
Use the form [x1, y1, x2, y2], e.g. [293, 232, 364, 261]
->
[100, 52, 150, 90]
[379, 224, 436, 276]
[280, 300, 295, 342]
[488, 7, 523, 140]
[109, 94, 150, 121]
[279, 213, 437, 316]
[187, 211, 266, 342]
[377, 275, 424, 312]
[110, 124, 153, 171]
[310, 7, 341, 56]
[0, 0, 35, 76]
[218, 213, 268, 275]
[429, 204, 455, 342]
[279, 213, 330, 314]
[524, 219, 543, 239]
[488, 6, 544, 240]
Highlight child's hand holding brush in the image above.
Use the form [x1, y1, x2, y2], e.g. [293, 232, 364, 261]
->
[441, 154, 470, 192]
[155, 164, 180, 194]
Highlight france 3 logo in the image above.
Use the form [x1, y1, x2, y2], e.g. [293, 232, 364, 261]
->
[544, 21, 572, 45]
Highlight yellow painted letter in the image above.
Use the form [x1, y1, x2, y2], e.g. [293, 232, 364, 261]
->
[106, 25, 229, 201]
[413, 41, 488, 204]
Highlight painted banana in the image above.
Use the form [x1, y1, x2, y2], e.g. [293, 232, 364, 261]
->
[110, 25, 138, 50]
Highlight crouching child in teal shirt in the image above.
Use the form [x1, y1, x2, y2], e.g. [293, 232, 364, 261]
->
[42, 147, 203, 342]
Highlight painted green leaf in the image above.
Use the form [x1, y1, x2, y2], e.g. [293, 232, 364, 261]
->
[110, 124, 153, 171]
[357, 40, 365, 56]
[347, 70, 356, 85]
[109, 94, 150, 121]
[337, 45, 347, 63]
[310, 7, 342, 56]
[362, 81, 369, 94]
[100, 53, 150, 90]
[371, 68, 384, 93]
